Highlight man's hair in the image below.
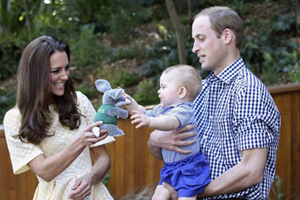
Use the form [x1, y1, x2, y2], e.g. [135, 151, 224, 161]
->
[17, 36, 81, 144]
[162, 64, 202, 101]
[194, 6, 244, 48]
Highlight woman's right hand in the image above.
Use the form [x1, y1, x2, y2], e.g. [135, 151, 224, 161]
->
[79, 121, 108, 146]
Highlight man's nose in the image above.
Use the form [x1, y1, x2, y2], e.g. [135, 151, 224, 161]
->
[192, 41, 199, 54]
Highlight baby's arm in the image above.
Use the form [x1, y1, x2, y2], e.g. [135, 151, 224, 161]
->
[123, 93, 146, 115]
[131, 110, 180, 130]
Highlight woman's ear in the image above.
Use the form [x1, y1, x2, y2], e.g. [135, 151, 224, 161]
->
[178, 87, 187, 99]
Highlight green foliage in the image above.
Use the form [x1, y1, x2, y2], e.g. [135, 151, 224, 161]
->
[112, 70, 140, 88]
[138, 33, 180, 84]
[1, 0, 300, 121]
[271, 175, 284, 200]
[108, 1, 151, 44]
[0, 87, 16, 124]
[76, 83, 98, 99]
[138, 30, 209, 86]
[102, 171, 110, 186]
[241, 11, 299, 85]
[287, 50, 300, 83]
[0, 45, 20, 80]
[133, 80, 159, 106]
[95, 68, 140, 89]
[114, 42, 144, 61]
[69, 25, 114, 74]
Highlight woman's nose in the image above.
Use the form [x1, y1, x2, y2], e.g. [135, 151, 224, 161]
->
[60, 70, 69, 80]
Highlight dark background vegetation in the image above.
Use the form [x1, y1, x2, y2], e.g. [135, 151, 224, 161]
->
[0, 0, 299, 124]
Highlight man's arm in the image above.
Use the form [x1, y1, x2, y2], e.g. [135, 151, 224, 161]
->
[199, 148, 268, 197]
[147, 124, 197, 159]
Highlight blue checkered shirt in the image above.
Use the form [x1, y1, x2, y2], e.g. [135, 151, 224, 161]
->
[194, 57, 281, 199]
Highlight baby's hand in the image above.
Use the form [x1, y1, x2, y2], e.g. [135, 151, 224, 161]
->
[130, 110, 151, 128]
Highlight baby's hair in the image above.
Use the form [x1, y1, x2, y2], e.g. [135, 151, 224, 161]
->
[162, 64, 202, 100]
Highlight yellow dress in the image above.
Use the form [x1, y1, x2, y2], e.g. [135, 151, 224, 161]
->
[4, 92, 115, 200]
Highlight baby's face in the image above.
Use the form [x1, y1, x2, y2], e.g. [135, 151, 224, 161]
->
[158, 73, 181, 107]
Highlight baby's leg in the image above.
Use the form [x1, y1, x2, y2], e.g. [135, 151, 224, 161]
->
[151, 185, 170, 200]
[179, 196, 197, 200]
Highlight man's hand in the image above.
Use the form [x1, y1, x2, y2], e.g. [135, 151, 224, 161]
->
[148, 124, 196, 158]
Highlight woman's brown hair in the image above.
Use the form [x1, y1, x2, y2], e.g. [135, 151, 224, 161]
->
[17, 36, 81, 145]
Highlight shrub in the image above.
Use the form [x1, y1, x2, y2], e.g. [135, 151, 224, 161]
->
[76, 83, 98, 99]
[69, 24, 114, 74]
[133, 80, 159, 106]
[0, 87, 16, 124]
[112, 70, 140, 88]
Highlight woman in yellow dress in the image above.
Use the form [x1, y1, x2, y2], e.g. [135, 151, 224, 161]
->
[4, 36, 114, 200]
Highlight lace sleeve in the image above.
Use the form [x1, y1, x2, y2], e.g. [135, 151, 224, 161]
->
[3, 108, 43, 174]
[76, 92, 115, 147]
[76, 91, 96, 124]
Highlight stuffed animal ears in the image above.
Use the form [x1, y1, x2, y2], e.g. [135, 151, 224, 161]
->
[109, 89, 124, 100]
[95, 79, 112, 93]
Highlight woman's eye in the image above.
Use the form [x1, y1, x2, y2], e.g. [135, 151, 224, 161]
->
[51, 69, 60, 74]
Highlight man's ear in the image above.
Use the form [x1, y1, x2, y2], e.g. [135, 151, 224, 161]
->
[222, 28, 234, 45]
[178, 87, 187, 99]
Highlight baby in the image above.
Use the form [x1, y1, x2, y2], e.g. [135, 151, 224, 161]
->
[125, 64, 211, 200]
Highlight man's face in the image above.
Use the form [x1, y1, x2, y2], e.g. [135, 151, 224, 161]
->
[192, 15, 228, 74]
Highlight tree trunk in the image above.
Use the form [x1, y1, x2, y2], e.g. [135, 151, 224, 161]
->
[165, 0, 187, 64]
[187, 0, 192, 39]
[24, 0, 32, 40]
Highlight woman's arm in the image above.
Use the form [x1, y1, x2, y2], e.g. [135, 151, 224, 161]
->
[28, 121, 108, 182]
[68, 145, 111, 199]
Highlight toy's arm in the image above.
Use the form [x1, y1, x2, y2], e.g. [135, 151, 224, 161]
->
[107, 107, 128, 119]
[131, 110, 180, 130]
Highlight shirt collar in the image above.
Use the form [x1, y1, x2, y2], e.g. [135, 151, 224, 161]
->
[206, 57, 245, 84]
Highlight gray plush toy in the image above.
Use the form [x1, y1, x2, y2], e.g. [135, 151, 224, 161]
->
[92, 79, 129, 137]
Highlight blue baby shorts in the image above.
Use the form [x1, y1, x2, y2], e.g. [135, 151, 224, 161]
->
[159, 151, 211, 197]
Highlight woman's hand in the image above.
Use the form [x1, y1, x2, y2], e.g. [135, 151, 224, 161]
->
[69, 174, 92, 200]
[78, 121, 108, 146]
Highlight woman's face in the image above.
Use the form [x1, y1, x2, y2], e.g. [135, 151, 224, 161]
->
[49, 51, 70, 96]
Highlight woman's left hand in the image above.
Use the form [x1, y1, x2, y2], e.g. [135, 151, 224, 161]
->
[69, 174, 92, 200]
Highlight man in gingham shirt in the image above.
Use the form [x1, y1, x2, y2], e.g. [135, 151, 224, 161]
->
[148, 6, 281, 200]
